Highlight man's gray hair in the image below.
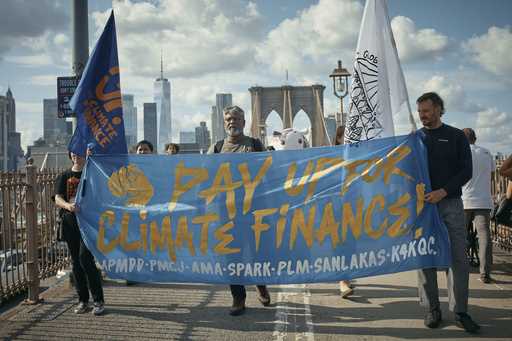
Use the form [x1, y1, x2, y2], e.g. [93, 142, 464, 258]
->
[223, 105, 245, 118]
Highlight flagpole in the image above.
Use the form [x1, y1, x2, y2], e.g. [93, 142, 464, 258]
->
[406, 98, 417, 132]
[72, 0, 89, 132]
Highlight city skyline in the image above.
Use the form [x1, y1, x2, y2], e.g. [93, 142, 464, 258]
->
[0, 0, 511, 155]
[24, 88, 216, 155]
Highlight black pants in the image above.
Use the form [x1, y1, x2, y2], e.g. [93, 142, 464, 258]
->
[230, 285, 266, 300]
[62, 212, 104, 303]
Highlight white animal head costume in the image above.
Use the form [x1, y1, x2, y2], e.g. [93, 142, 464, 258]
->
[270, 128, 309, 150]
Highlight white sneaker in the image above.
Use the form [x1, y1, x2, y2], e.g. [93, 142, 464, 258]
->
[339, 281, 354, 298]
[92, 302, 105, 316]
[74, 302, 89, 314]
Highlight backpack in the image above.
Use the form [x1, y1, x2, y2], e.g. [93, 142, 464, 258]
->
[213, 137, 264, 153]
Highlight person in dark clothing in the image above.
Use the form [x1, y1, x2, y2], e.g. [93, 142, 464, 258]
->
[135, 140, 154, 154]
[416, 92, 479, 333]
[208, 105, 270, 316]
[54, 151, 105, 316]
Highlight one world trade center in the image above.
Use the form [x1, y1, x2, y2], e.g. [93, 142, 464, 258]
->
[154, 56, 171, 153]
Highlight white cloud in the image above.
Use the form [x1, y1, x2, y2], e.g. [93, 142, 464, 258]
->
[403, 73, 510, 154]
[391, 16, 448, 63]
[420, 75, 484, 113]
[473, 108, 511, 153]
[463, 26, 512, 79]
[5, 54, 54, 67]
[0, 0, 68, 60]
[5, 30, 71, 69]
[257, 0, 363, 80]
[30, 74, 58, 86]
[53, 33, 68, 45]
[100, 0, 265, 80]
[16, 101, 44, 151]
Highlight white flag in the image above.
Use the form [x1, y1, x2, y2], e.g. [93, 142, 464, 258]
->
[344, 0, 415, 143]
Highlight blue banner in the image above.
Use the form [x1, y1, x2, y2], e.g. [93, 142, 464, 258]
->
[68, 10, 127, 157]
[76, 133, 451, 284]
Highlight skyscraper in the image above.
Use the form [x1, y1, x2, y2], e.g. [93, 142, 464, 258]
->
[210, 105, 217, 143]
[5, 88, 15, 132]
[0, 91, 11, 169]
[43, 98, 69, 144]
[143, 103, 157, 150]
[212, 93, 232, 142]
[195, 121, 211, 151]
[154, 56, 171, 153]
[179, 131, 196, 144]
[122, 94, 138, 148]
[0, 88, 23, 170]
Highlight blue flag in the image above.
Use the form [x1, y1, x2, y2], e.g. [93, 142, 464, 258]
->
[68, 10, 127, 156]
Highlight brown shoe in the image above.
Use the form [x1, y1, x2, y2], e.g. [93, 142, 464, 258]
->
[256, 286, 271, 306]
[229, 297, 246, 316]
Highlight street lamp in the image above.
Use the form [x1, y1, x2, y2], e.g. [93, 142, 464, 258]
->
[329, 60, 351, 128]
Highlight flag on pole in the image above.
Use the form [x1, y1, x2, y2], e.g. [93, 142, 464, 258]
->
[344, 0, 416, 144]
[68, 10, 127, 156]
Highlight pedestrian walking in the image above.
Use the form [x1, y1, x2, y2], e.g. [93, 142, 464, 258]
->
[416, 92, 479, 333]
[462, 128, 495, 283]
[208, 105, 271, 316]
[54, 151, 105, 316]
[333, 125, 355, 298]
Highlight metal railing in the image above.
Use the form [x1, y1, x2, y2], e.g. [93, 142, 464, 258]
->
[0, 166, 69, 305]
[491, 161, 512, 251]
[0, 170, 28, 302]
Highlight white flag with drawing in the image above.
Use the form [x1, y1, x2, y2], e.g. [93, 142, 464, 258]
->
[344, 0, 415, 143]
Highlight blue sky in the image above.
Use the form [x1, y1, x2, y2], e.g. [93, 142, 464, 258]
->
[0, 0, 510, 154]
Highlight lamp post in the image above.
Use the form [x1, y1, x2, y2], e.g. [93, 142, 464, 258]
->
[329, 60, 351, 128]
[72, 0, 89, 132]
